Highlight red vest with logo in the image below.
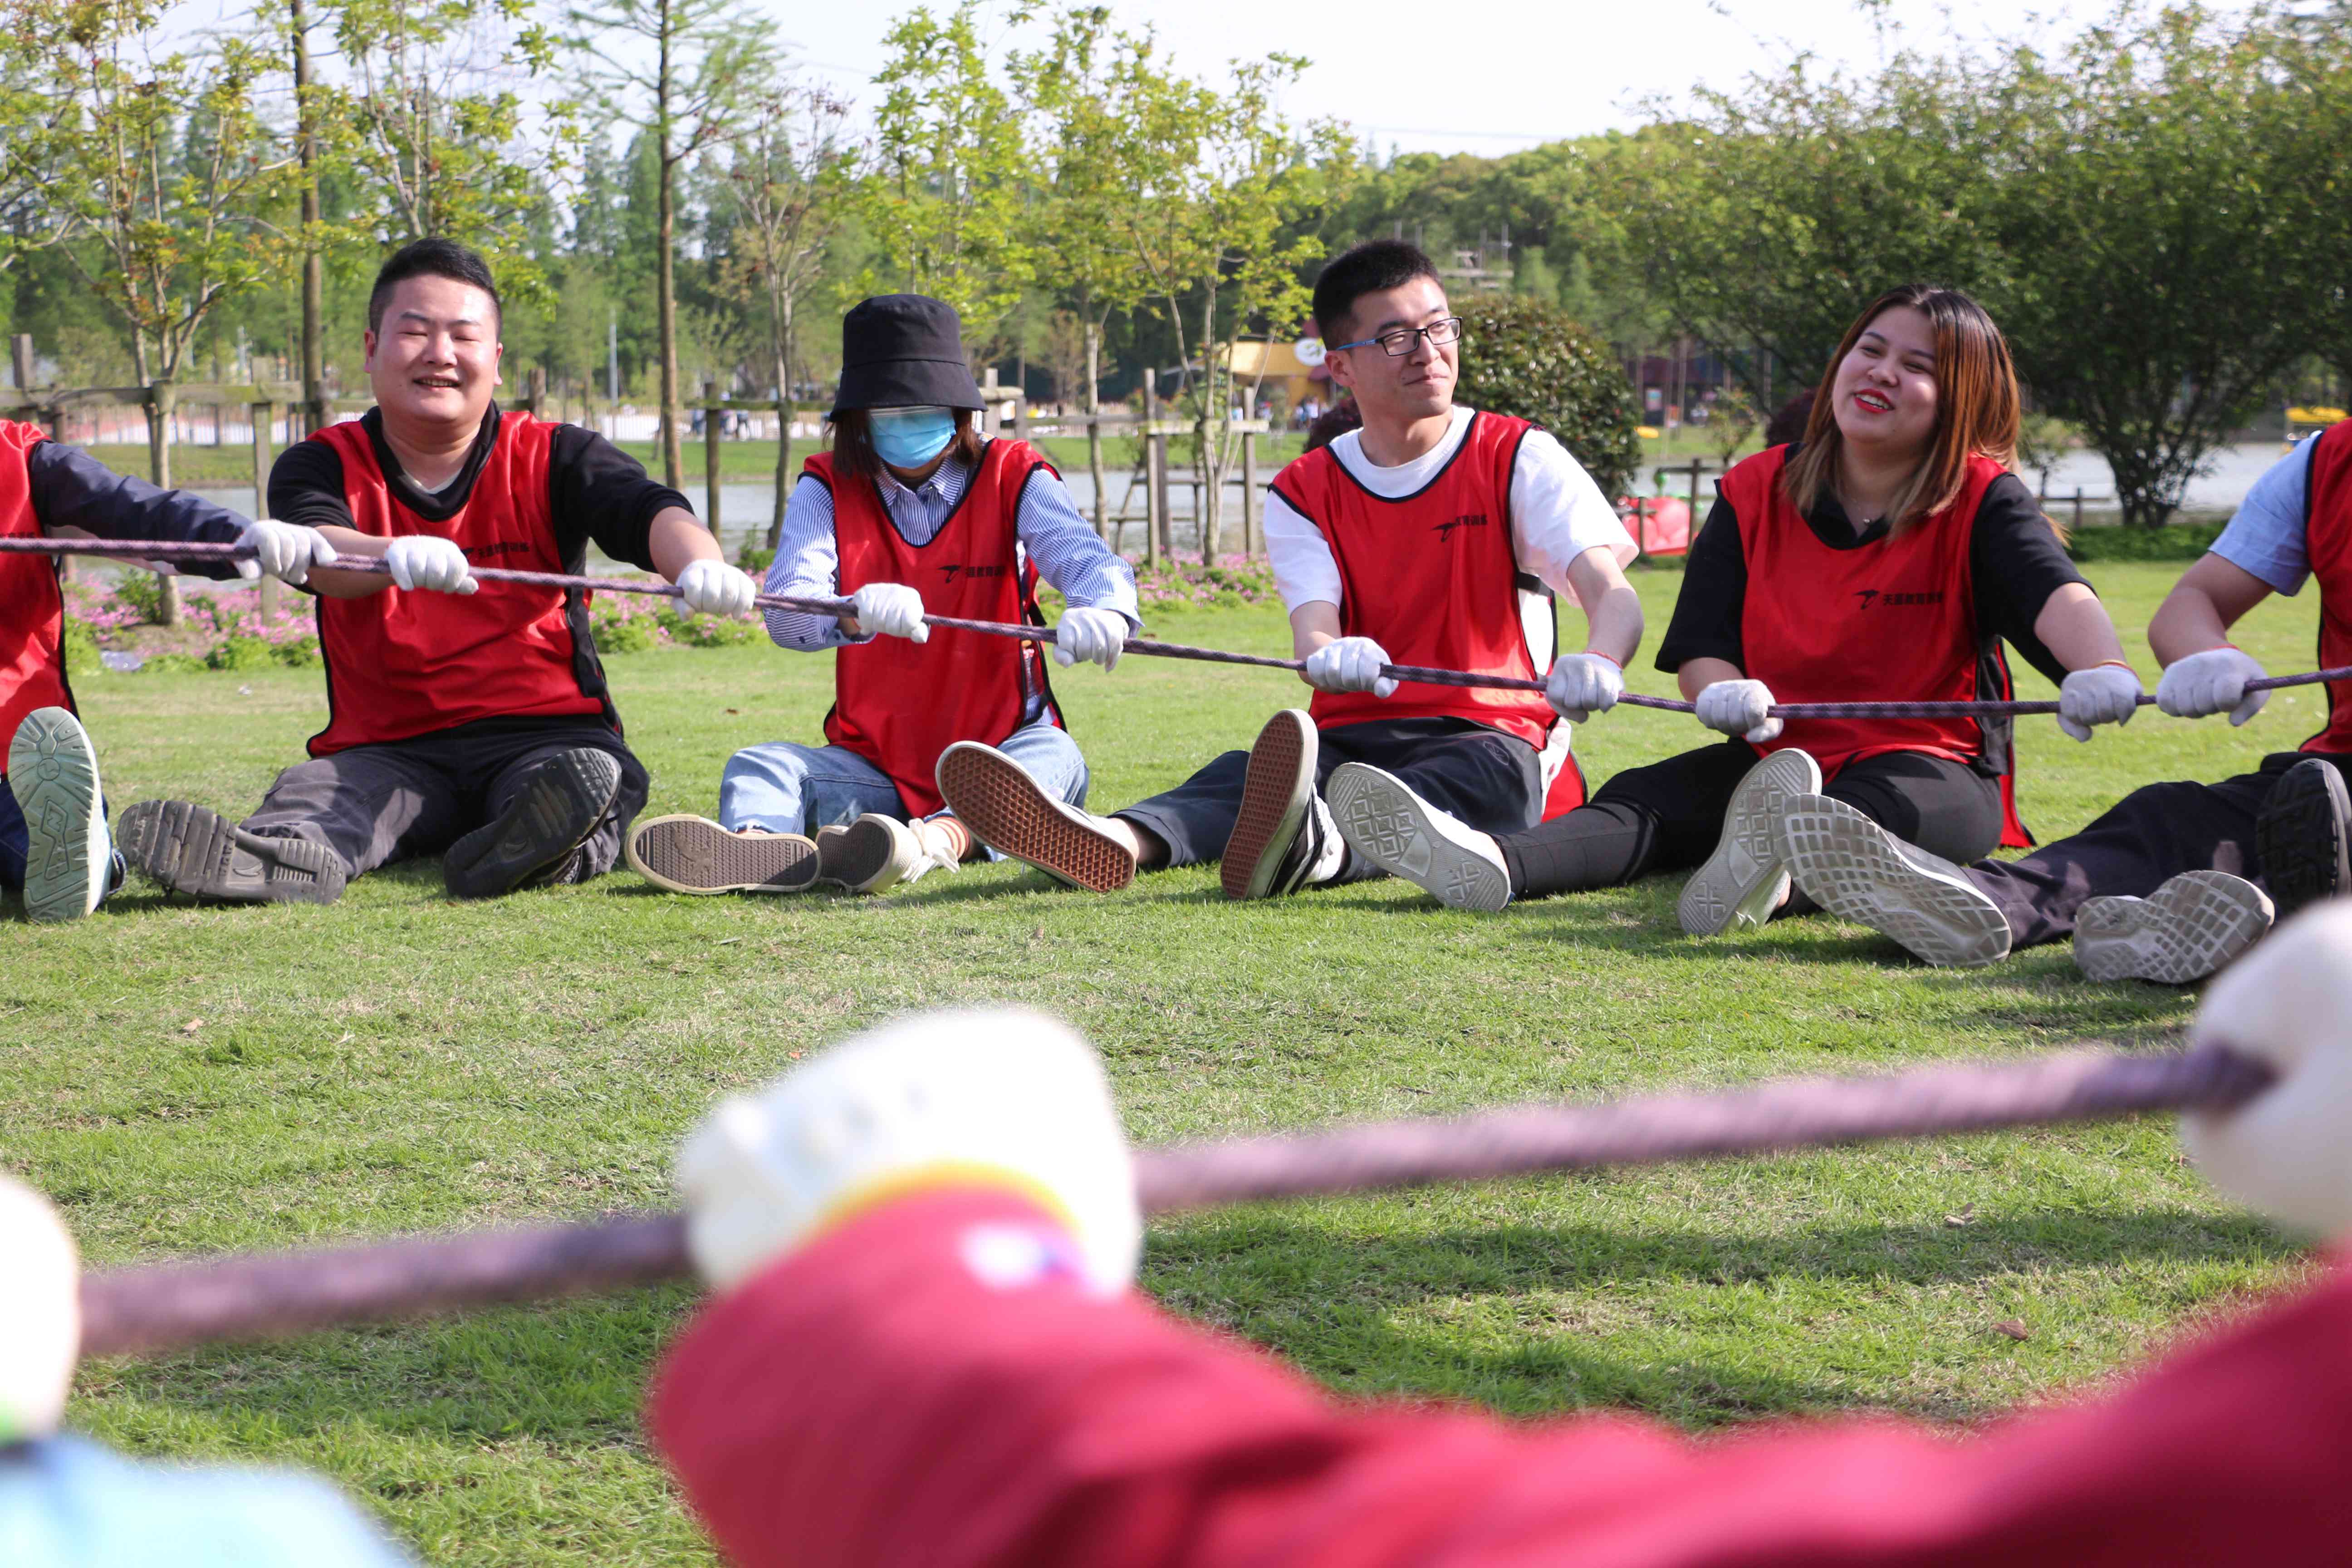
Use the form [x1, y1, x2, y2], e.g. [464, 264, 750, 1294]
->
[307, 412, 608, 757]
[0, 420, 73, 758]
[1269, 412, 1560, 756]
[2301, 421, 2352, 755]
[1721, 446, 2030, 847]
[818, 440, 1061, 817]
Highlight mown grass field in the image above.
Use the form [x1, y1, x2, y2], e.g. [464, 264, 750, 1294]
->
[2, 559, 2329, 1563]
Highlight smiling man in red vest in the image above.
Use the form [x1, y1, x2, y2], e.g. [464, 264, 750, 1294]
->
[118, 238, 758, 905]
[939, 240, 1644, 899]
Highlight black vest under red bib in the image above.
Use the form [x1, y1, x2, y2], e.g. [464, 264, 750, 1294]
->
[1719, 445, 2029, 848]
[307, 412, 606, 757]
[2301, 421, 2352, 755]
[817, 441, 1060, 816]
[0, 420, 72, 758]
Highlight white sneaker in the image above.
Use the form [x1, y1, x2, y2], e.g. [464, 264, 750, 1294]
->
[2075, 870, 2274, 984]
[1775, 794, 2012, 967]
[9, 708, 108, 921]
[1678, 748, 1823, 936]
[830, 813, 962, 895]
[1325, 762, 1511, 911]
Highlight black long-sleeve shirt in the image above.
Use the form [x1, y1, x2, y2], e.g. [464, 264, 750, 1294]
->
[266, 405, 686, 573]
[28, 441, 250, 578]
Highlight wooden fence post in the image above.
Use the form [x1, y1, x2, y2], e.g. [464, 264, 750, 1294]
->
[980, 367, 1000, 436]
[703, 380, 723, 545]
[1141, 374, 1162, 567]
[252, 397, 278, 619]
[147, 380, 180, 626]
[1240, 428, 1258, 557]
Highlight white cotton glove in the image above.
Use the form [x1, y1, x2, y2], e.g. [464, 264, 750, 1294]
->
[674, 559, 759, 618]
[2057, 663, 2145, 742]
[1695, 678, 1783, 745]
[1052, 606, 1130, 671]
[235, 518, 339, 586]
[849, 582, 929, 643]
[1546, 652, 1625, 724]
[0, 1176, 78, 1444]
[2181, 902, 2352, 1237]
[2157, 646, 2269, 727]
[382, 534, 478, 595]
[676, 1008, 1141, 1296]
[1303, 636, 1398, 699]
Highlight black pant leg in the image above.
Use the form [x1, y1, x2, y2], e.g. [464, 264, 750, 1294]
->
[1314, 718, 1544, 887]
[1494, 740, 1759, 898]
[240, 742, 468, 877]
[466, 722, 651, 880]
[1112, 750, 1251, 870]
[1968, 754, 2295, 951]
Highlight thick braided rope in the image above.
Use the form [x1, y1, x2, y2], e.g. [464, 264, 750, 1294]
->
[74, 1044, 2273, 1359]
[12, 535, 2351, 720]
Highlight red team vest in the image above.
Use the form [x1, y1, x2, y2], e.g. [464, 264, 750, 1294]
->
[1720, 446, 2030, 848]
[0, 420, 73, 759]
[2301, 420, 2352, 755]
[817, 440, 1061, 817]
[307, 412, 606, 756]
[1269, 412, 1580, 811]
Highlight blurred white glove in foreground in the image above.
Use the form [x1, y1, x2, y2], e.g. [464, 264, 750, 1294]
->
[0, 1176, 75, 1445]
[2057, 663, 2143, 742]
[1695, 678, 1781, 745]
[849, 582, 928, 642]
[235, 519, 338, 586]
[1303, 637, 1397, 699]
[383, 534, 477, 594]
[1546, 652, 1624, 724]
[2157, 647, 2269, 727]
[674, 559, 759, 617]
[676, 1008, 1141, 1295]
[2182, 902, 2352, 1236]
[1052, 606, 1129, 671]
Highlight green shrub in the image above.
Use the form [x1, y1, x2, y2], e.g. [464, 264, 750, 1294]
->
[2065, 522, 2224, 563]
[665, 608, 764, 647]
[205, 635, 276, 671]
[735, 540, 776, 576]
[110, 569, 171, 624]
[597, 617, 658, 655]
[59, 615, 103, 674]
[1452, 294, 1642, 501]
[138, 653, 207, 675]
[271, 635, 323, 667]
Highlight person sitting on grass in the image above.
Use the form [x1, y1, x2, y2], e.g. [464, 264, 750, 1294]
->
[1775, 421, 2352, 980]
[0, 416, 328, 922]
[1331, 284, 2141, 928]
[934, 240, 1642, 900]
[624, 294, 1135, 899]
[647, 904, 2352, 1568]
[118, 237, 759, 906]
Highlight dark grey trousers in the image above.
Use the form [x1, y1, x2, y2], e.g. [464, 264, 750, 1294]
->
[240, 715, 649, 881]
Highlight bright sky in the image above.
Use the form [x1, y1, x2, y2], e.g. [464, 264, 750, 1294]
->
[764, 0, 2161, 157]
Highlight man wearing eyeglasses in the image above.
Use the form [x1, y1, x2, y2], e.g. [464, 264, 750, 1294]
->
[942, 240, 1643, 899]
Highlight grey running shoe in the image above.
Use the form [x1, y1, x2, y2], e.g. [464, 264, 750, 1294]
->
[118, 799, 348, 905]
[8, 707, 108, 921]
[2075, 870, 2274, 984]
[1677, 748, 1823, 936]
[1326, 761, 1509, 911]
[1776, 794, 2012, 967]
[1221, 709, 1322, 901]
[445, 748, 624, 899]
[936, 741, 1135, 892]
[2255, 758, 2351, 922]
[626, 813, 819, 894]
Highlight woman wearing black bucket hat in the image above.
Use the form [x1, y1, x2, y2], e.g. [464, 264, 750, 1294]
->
[627, 294, 1138, 897]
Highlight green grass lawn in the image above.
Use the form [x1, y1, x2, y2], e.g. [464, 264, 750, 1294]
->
[4, 560, 2328, 1563]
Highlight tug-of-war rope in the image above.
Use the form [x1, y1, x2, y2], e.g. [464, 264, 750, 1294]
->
[76, 1044, 2273, 1359]
[16, 535, 2352, 721]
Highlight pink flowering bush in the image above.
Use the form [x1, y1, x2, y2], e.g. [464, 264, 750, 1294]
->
[64, 578, 321, 671]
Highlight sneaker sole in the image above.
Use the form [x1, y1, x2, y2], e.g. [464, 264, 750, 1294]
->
[446, 749, 624, 899]
[626, 814, 820, 894]
[2075, 871, 2274, 984]
[1326, 763, 1509, 911]
[9, 708, 106, 921]
[936, 743, 1135, 892]
[813, 824, 853, 887]
[1221, 710, 1316, 902]
[1777, 796, 2010, 967]
[2256, 758, 2351, 921]
[836, 814, 919, 894]
[1678, 749, 1823, 936]
[117, 800, 348, 904]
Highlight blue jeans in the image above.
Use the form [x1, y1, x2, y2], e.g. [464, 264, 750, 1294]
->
[718, 720, 1089, 857]
[0, 773, 116, 904]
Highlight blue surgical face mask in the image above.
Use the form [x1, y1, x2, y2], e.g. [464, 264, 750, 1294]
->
[868, 406, 956, 469]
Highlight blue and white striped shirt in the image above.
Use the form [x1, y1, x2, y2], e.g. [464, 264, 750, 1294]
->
[764, 451, 1139, 650]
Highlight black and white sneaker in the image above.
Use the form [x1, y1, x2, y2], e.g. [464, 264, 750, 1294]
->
[1677, 748, 1823, 936]
[1221, 710, 1330, 900]
[445, 748, 624, 899]
[8, 707, 109, 921]
[2075, 870, 2273, 984]
[118, 800, 348, 905]
[1776, 794, 2012, 967]
[1326, 762, 1510, 911]
[2256, 758, 2352, 922]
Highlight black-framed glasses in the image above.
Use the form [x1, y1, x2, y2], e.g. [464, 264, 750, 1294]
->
[1329, 317, 1466, 357]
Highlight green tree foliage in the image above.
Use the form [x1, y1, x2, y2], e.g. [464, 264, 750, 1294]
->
[1452, 294, 1641, 502]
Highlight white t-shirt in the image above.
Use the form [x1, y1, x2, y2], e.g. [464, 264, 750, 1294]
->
[1263, 407, 1637, 620]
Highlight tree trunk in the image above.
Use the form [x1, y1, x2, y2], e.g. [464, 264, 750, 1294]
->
[769, 338, 791, 550]
[1085, 319, 1107, 539]
[292, 0, 324, 438]
[655, 7, 684, 489]
[146, 380, 180, 626]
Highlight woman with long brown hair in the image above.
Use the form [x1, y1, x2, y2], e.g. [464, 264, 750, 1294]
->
[1329, 283, 2141, 925]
